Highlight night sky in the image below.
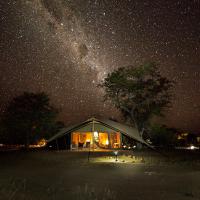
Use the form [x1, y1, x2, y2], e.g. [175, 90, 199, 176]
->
[0, 0, 200, 132]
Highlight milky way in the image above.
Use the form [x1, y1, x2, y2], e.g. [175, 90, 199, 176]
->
[0, 0, 200, 132]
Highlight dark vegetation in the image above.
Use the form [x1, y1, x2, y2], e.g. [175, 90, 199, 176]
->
[100, 63, 176, 147]
[0, 92, 64, 149]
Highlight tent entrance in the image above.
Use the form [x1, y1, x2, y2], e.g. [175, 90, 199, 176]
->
[71, 132, 93, 149]
[71, 132, 121, 150]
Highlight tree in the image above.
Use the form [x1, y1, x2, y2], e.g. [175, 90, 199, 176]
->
[149, 124, 177, 148]
[2, 92, 63, 149]
[100, 63, 174, 136]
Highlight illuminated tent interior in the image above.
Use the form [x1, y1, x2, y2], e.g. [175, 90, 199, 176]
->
[47, 118, 149, 151]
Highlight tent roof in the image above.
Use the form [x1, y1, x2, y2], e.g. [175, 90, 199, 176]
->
[47, 117, 150, 147]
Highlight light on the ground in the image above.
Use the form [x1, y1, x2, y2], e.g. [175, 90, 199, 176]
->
[190, 145, 195, 150]
[188, 145, 199, 150]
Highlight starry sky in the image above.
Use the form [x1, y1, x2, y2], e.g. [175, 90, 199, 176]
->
[0, 0, 200, 132]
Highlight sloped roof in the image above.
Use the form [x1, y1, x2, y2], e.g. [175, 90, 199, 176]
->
[47, 117, 150, 147]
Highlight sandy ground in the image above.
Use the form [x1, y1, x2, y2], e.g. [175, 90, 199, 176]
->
[0, 150, 200, 200]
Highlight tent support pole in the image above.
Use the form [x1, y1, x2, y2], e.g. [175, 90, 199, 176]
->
[92, 119, 95, 151]
[108, 132, 111, 149]
[120, 132, 122, 148]
[88, 119, 95, 162]
[56, 139, 59, 151]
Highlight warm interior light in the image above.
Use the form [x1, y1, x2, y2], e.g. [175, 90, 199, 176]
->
[72, 132, 93, 146]
[37, 138, 47, 147]
[71, 131, 121, 149]
[94, 131, 98, 138]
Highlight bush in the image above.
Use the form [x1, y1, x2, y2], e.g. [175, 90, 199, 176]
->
[149, 124, 177, 148]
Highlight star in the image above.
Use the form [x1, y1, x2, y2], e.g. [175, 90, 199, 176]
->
[0, 0, 199, 132]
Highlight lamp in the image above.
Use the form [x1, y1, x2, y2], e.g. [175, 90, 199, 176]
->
[94, 131, 98, 138]
[114, 151, 118, 162]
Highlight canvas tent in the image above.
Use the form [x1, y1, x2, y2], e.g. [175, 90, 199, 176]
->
[47, 117, 150, 150]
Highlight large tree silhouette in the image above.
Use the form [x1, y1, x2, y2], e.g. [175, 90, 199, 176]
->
[100, 63, 174, 136]
[2, 92, 63, 149]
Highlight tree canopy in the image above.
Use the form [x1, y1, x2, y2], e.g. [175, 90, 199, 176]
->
[100, 63, 174, 134]
[1, 92, 64, 148]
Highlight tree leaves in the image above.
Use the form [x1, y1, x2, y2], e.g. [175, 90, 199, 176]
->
[100, 63, 174, 132]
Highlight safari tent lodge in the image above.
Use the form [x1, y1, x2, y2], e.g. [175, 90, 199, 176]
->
[47, 118, 148, 151]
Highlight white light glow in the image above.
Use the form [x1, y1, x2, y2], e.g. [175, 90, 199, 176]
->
[94, 131, 98, 138]
[190, 145, 195, 150]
